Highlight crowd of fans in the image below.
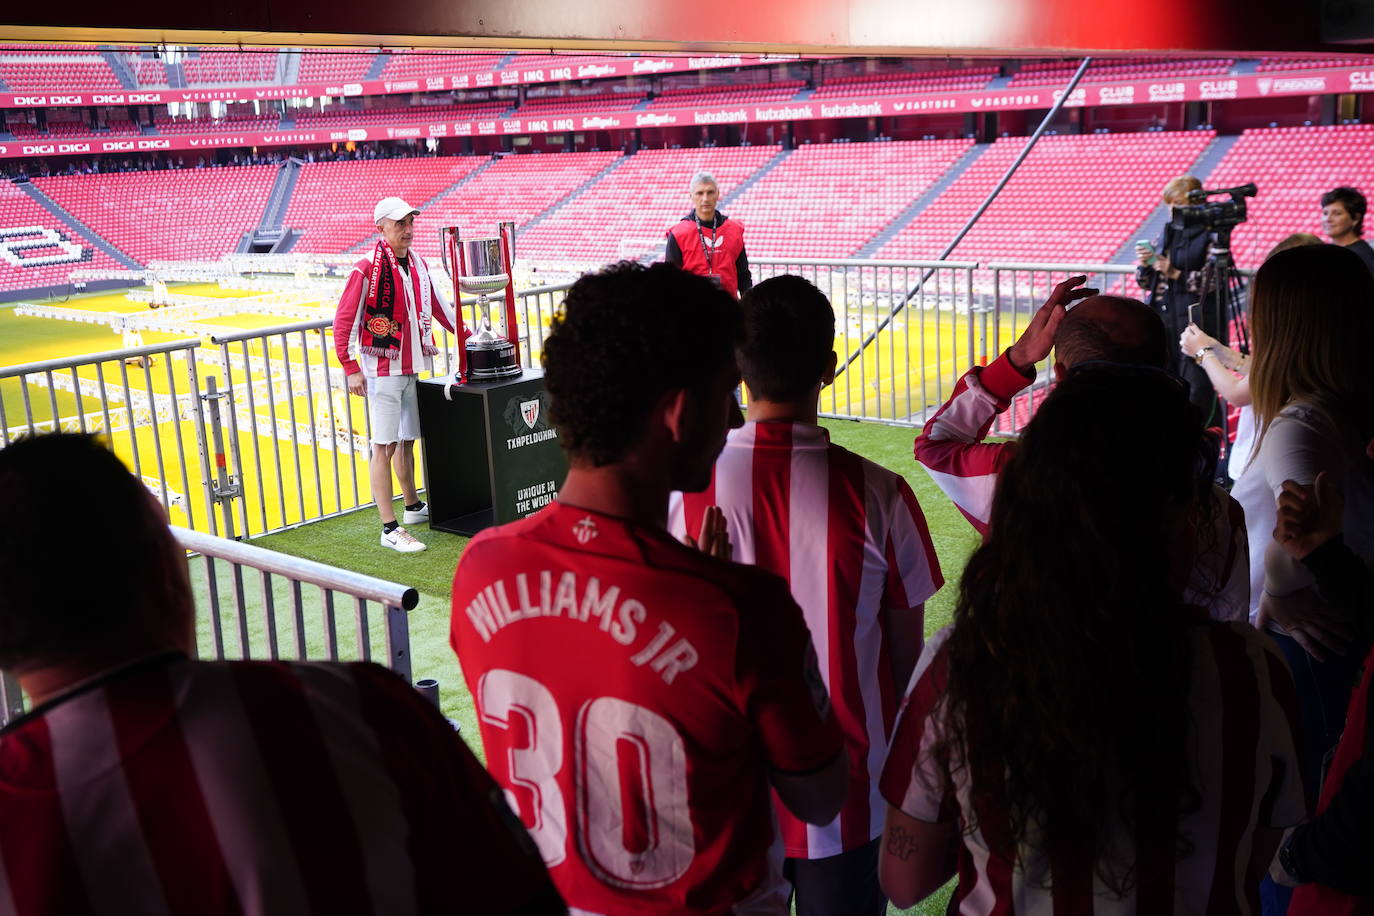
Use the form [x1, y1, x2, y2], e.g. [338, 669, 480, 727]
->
[2, 178, 1374, 915]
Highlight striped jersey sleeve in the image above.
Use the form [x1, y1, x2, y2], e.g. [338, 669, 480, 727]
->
[912, 351, 1028, 535]
[0, 655, 561, 916]
[877, 621, 1306, 915]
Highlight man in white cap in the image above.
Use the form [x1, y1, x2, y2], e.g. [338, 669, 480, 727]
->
[334, 196, 458, 552]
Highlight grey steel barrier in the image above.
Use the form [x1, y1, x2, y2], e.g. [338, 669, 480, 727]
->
[0, 337, 216, 529]
[750, 257, 980, 426]
[0, 283, 573, 541]
[8, 262, 1230, 522]
[0, 525, 420, 727]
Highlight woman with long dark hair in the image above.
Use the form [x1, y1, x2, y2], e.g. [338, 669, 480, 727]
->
[878, 367, 1304, 913]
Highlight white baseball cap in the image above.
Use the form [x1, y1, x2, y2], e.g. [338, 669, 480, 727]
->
[374, 197, 420, 224]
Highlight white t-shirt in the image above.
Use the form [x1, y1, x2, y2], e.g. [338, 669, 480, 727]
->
[1232, 401, 1374, 621]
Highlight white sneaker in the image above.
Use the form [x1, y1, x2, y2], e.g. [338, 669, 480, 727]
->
[402, 502, 430, 525]
[381, 526, 426, 553]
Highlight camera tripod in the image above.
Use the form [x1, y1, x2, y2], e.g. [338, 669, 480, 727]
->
[1190, 223, 1249, 478]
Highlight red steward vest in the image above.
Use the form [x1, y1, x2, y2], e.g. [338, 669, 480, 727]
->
[668, 216, 746, 298]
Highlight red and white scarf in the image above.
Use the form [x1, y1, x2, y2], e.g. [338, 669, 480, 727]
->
[358, 239, 437, 360]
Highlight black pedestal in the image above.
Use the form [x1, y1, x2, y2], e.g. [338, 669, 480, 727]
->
[417, 369, 568, 536]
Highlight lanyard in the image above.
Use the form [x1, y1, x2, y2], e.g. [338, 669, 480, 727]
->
[694, 213, 719, 274]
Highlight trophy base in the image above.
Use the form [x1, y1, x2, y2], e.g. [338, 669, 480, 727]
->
[466, 339, 522, 381]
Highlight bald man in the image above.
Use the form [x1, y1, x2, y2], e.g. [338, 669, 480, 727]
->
[914, 277, 1249, 621]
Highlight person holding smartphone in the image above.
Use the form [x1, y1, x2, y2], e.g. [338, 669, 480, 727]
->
[1136, 175, 1220, 423]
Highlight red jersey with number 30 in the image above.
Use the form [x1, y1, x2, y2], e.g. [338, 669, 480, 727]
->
[451, 502, 844, 915]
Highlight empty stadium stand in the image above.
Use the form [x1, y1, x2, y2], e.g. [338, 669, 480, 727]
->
[650, 81, 805, 107]
[297, 50, 376, 84]
[379, 52, 505, 80]
[810, 67, 998, 98]
[153, 113, 278, 135]
[1009, 57, 1235, 86]
[129, 56, 168, 86]
[503, 54, 632, 76]
[33, 166, 278, 263]
[0, 51, 121, 90]
[410, 151, 625, 262]
[283, 156, 490, 254]
[876, 130, 1217, 265]
[1202, 123, 1374, 268]
[517, 146, 781, 265]
[727, 138, 977, 257]
[0, 182, 125, 290]
[181, 51, 278, 85]
[517, 92, 646, 115]
[1256, 57, 1355, 71]
[292, 101, 509, 127]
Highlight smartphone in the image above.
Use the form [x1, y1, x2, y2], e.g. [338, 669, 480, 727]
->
[1136, 238, 1157, 265]
[1188, 303, 1199, 327]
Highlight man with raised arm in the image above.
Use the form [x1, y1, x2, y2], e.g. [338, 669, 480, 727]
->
[671, 275, 942, 916]
[914, 278, 1250, 620]
[334, 196, 458, 553]
[450, 263, 847, 914]
[0, 434, 565, 915]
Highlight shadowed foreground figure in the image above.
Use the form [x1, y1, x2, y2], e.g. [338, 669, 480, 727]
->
[881, 368, 1305, 914]
[0, 433, 564, 916]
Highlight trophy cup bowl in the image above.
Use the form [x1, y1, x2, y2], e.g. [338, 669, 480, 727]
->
[443, 227, 522, 382]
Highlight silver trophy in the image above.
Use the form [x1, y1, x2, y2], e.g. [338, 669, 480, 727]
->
[441, 221, 522, 382]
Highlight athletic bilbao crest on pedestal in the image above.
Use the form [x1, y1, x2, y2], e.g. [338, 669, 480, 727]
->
[503, 391, 550, 436]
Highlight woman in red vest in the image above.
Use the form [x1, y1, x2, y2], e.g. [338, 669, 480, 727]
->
[665, 170, 753, 298]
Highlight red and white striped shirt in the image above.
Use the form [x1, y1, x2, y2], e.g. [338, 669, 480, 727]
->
[333, 250, 456, 379]
[0, 654, 561, 916]
[670, 421, 943, 859]
[451, 501, 844, 915]
[914, 351, 1250, 621]
[880, 623, 1306, 915]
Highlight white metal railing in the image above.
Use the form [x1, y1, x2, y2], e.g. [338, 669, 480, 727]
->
[0, 526, 420, 727]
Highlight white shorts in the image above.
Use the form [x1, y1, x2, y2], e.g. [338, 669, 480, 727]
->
[365, 374, 420, 445]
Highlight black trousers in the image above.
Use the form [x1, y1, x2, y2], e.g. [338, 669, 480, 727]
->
[784, 837, 887, 916]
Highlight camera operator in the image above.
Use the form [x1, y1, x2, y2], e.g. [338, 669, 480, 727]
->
[1136, 175, 1224, 421]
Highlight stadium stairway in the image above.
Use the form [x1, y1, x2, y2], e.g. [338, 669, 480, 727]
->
[277, 51, 299, 85]
[1108, 133, 1242, 264]
[102, 48, 138, 89]
[241, 160, 303, 253]
[363, 53, 388, 80]
[853, 142, 991, 258]
[720, 147, 795, 209]
[516, 154, 630, 236]
[17, 183, 144, 269]
[166, 61, 187, 89]
[1233, 59, 1262, 74]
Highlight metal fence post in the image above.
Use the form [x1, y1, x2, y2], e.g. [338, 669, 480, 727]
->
[200, 376, 242, 541]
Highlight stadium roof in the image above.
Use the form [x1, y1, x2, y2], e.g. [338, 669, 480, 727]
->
[0, 0, 1363, 57]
